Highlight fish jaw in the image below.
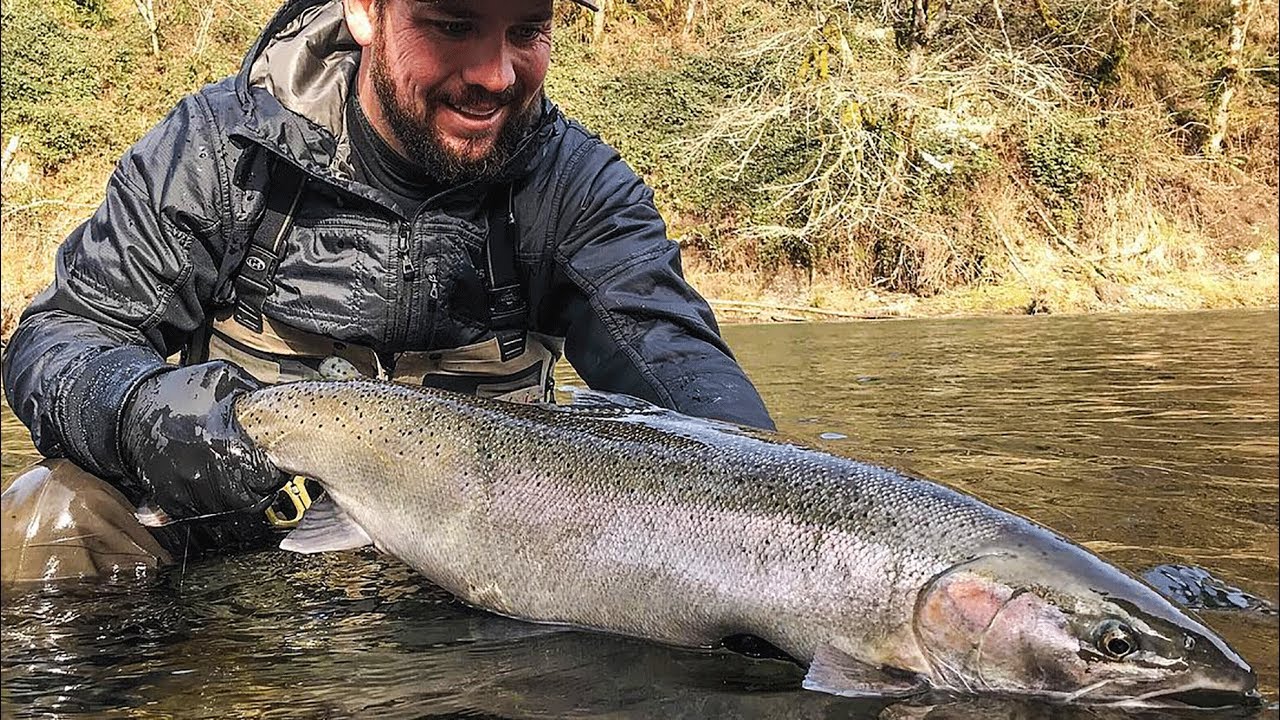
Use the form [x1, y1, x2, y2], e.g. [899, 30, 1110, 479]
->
[909, 534, 1259, 707]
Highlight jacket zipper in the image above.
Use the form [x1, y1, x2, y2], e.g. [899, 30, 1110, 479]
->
[398, 224, 417, 281]
[424, 272, 439, 350]
[392, 222, 417, 354]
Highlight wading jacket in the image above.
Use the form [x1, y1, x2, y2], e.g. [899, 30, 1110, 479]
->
[2, 0, 774, 483]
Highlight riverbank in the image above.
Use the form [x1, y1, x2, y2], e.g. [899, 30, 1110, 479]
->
[3, 196, 1275, 337]
[688, 253, 1280, 323]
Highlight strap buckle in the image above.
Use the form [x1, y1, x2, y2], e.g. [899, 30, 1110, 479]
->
[264, 476, 315, 528]
[495, 330, 527, 362]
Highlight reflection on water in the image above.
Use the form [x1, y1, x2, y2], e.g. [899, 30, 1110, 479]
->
[2, 308, 1277, 718]
[1143, 564, 1277, 614]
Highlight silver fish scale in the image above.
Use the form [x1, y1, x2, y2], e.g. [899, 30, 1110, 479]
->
[239, 380, 1028, 662]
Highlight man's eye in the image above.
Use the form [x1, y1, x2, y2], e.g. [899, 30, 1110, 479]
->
[511, 24, 549, 43]
[430, 20, 472, 38]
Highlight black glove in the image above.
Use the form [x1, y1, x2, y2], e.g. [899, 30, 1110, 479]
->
[118, 361, 287, 520]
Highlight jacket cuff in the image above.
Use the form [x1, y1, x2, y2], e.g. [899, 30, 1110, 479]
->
[56, 345, 171, 478]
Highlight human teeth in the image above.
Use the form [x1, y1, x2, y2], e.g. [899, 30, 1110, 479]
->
[453, 104, 498, 117]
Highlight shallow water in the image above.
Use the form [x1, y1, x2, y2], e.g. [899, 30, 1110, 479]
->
[2, 308, 1277, 718]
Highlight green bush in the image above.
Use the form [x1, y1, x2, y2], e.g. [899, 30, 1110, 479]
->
[0, 0, 126, 168]
[1023, 119, 1101, 206]
[549, 45, 806, 253]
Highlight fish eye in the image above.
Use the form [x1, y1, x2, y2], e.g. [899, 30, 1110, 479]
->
[1095, 619, 1138, 659]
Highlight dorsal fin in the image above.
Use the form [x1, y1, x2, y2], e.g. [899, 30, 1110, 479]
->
[555, 386, 664, 413]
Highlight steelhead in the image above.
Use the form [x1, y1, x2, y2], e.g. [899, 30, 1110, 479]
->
[235, 380, 1259, 707]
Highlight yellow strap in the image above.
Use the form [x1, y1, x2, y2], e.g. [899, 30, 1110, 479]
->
[264, 476, 314, 528]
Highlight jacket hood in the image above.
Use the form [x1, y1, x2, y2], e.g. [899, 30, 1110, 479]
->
[230, 0, 558, 189]
[234, 0, 358, 175]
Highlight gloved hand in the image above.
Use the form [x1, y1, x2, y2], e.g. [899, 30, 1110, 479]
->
[118, 361, 288, 520]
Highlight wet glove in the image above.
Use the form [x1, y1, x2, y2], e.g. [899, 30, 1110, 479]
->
[117, 361, 288, 520]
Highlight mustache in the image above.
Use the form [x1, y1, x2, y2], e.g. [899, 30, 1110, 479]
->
[437, 84, 522, 108]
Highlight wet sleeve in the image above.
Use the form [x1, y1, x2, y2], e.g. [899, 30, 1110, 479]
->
[1, 93, 229, 477]
[548, 139, 775, 431]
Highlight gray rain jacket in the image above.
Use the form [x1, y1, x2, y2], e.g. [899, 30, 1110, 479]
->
[2, 0, 773, 484]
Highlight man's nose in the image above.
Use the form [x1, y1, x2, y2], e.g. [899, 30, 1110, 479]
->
[460, 34, 516, 95]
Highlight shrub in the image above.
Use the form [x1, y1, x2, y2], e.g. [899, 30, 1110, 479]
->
[0, 0, 129, 168]
[1023, 118, 1101, 208]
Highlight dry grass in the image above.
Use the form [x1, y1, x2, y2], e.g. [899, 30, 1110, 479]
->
[1, 155, 109, 335]
[683, 117, 1280, 322]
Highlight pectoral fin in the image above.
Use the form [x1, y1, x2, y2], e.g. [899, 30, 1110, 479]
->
[134, 502, 174, 528]
[803, 643, 929, 699]
[280, 499, 373, 554]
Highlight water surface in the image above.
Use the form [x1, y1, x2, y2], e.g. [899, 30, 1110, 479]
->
[2, 308, 1277, 718]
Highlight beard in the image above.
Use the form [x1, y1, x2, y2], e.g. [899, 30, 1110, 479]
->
[368, 36, 542, 185]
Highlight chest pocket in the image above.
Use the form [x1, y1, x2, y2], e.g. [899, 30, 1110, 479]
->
[409, 216, 489, 350]
[404, 188, 529, 360]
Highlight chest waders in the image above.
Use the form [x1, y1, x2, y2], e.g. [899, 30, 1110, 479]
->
[185, 161, 562, 527]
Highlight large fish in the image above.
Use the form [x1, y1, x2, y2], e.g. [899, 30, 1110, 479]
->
[235, 380, 1260, 708]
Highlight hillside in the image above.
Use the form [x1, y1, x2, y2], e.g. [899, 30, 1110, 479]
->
[2, 0, 1277, 332]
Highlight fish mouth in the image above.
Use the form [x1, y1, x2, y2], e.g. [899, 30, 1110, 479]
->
[1160, 687, 1265, 709]
[1099, 684, 1264, 709]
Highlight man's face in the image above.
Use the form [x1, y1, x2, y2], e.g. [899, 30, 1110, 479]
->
[362, 0, 553, 183]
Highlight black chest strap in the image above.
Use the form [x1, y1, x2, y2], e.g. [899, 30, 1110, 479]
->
[485, 186, 528, 363]
[233, 160, 307, 333]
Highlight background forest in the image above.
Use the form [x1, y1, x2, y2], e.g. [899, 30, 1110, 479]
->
[2, 0, 1277, 328]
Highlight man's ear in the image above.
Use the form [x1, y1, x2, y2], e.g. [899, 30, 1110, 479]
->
[343, 0, 376, 47]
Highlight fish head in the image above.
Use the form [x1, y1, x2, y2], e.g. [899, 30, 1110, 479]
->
[912, 539, 1260, 708]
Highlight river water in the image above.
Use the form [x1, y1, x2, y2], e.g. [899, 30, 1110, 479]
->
[2, 309, 1277, 718]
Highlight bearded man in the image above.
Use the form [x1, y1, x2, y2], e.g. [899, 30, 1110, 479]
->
[1, 0, 773, 582]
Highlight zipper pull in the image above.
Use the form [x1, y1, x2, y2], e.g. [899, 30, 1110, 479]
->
[427, 274, 439, 311]
[399, 225, 417, 280]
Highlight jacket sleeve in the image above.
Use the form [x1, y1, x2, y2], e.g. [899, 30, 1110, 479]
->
[2, 92, 230, 478]
[545, 137, 775, 431]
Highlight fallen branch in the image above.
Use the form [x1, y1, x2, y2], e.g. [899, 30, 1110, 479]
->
[0, 136, 20, 180]
[682, 0, 698, 39]
[1013, 176, 1113, 282]
[708, 298, 890, 319]
[1, 199, 98, 218]
[988, 210, 1031, 284]
[134, 0, 159, 55]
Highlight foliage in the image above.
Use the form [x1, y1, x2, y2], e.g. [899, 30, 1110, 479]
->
[1, 0, 1276, 335]
[1023, 119, 1100, 206]
[0, 0, 125, 166]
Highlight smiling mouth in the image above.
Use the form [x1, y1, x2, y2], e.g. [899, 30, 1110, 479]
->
[447, 103, 502, 120]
